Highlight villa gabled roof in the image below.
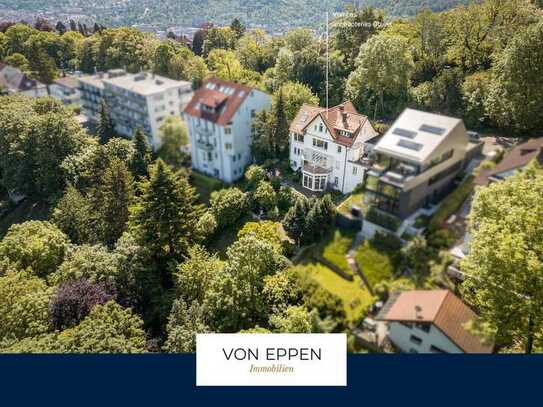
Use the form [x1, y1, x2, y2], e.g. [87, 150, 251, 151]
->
[290, 101, 373, 147]
[0, 62, 45, 92]
[375, 109, 465, 163]
[377, 290, 493, 354]
[183, 77, 255, 126]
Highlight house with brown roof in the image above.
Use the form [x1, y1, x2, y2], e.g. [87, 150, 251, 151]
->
[377, 290, 493, 353]
[475, 137, 543, 187]
[0, 62, 48, 97]
[184, 78, 271, 182]
[50, 75, 82, 106]
[289, 101, 379, 193]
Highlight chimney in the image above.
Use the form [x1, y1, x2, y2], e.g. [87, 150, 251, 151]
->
[340, 105, 348, 129]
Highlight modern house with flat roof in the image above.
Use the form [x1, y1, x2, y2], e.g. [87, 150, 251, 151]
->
[289, 101, 379, 194]
[364, 109, 480, 220]
[183, 78, 271, 183]
[377, 290, 493, 354]
[79, 70, 193, 147]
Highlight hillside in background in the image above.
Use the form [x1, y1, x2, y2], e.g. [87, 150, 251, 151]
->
[1, 0, 473, 30]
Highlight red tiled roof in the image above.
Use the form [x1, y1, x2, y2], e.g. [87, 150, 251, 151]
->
[378, 290, 493, 353]
[475, 137, 543, 186]
[289, 101, 372, 147]
[183, 77, 254, 126]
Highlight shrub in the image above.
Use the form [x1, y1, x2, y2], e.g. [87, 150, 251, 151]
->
[49, 278, 113, 331]
[428, 176, 474, 231]
[210, 187, 248, 228]
[371, 231, 402, 252]
[0, 221, 69, 278]
[365, 207, 401, 232]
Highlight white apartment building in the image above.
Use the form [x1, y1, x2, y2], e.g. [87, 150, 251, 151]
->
[377, 290, 493, 354]
[50, 76, 81, 106]
[183, 78, 271, 183]
[79, 70, 193, 147]
[289, 102, 379, 194]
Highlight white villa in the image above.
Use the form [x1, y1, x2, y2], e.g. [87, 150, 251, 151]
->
[183, 78, 271, 183]
[289, 101, 379, 194]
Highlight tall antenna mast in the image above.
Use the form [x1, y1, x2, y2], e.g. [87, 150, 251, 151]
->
[326, 9, 329, 111]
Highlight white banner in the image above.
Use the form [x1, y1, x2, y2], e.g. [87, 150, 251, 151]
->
[196, 333, 347, 386]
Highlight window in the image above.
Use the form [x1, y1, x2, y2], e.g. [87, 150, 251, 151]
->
[312, 138, 328, 150]
[334, 177, 339, 186]
[250, 109, 256, 118]
[294, 134, 304, 143]
[319, 123, 324, 132]
[353, 166, 358, 175]
[237, 153, 241, 160]
[225, 143, 232, 150]
[207, 152, 212, 161]
[415, 323, 431, 333]
[337, 146, 342, 153]
[430, 345, 448, 354]
[233, 155, 237, 162]
[409, 335, 422, 346]
[225, 127, 232, 135]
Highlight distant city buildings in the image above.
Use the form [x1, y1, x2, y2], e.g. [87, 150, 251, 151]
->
[78, 70, 193, 147]
[183, 78, 271, 183]
[0, 63, 48, 97]
[289, 101, 379, 194]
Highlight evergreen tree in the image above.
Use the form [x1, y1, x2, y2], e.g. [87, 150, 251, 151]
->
[97, 100, 116, 144]
[230, 18, 246, 40]
[93, 159, 134, 247]
[164, 298, 209, 353]
[129, 159, 201, 270]
[274, 88, 289, 157]
[282, 196, 310, 245]
[130, 128, 152, 178]
[55, 21, 67, 35]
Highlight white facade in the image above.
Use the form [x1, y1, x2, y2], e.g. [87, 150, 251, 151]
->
[387, 322, 463, 354]
[49, 77, 81, 106]
[79, 70, 193, 148]
[184, 81, 271, 183]
[289, 105, 378, 194]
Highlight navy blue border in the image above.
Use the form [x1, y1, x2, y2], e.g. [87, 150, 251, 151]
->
[1, 354, 539, 404]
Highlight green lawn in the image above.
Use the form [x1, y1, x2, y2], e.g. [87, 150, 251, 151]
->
[320, 229, 355, 274]
[354, 241, 395, 286]
[337, 192, 365, 216]
[206, 215, 251, 260]
[190, 171, 224, 204]
[308, 264, 374, 323]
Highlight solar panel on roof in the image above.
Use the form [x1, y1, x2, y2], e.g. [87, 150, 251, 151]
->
[392, 128, 417, 139]
[397, 139, 423, 152]
[419, 124, 446, 135]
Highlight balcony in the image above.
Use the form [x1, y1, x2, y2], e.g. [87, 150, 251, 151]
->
[302, 148, 333, 175]
[196, 139, 214, 151]
[303, 161, 333, 175]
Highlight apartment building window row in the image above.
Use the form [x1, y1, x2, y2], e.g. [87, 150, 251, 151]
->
[312, 138, 328, 150]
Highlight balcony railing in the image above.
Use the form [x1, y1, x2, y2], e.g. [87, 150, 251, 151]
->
[302, 148, 333, 174]
[196, 139, 214, 151]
